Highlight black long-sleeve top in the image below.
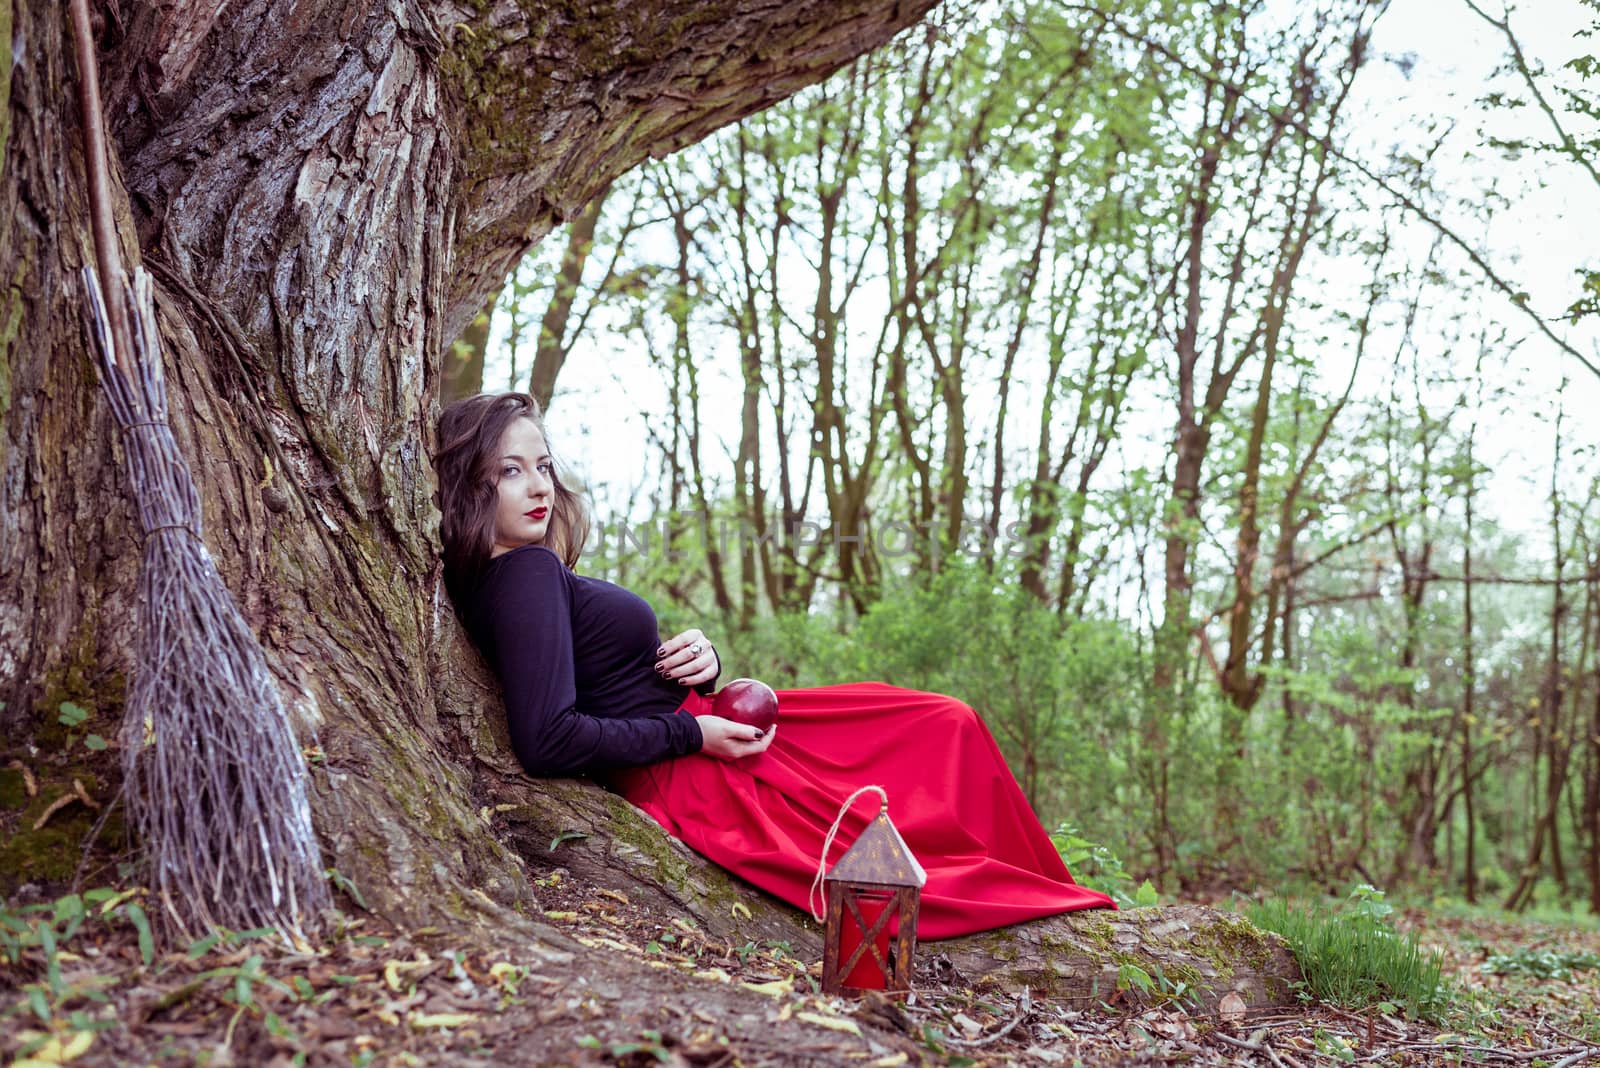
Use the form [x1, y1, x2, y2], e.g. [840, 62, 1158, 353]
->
[459, 544, 712, 775]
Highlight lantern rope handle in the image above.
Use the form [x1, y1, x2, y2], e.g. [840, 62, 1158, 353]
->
[808, 785, 889, 922]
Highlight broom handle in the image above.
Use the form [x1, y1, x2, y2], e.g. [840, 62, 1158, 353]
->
[67, 0, 137, 381]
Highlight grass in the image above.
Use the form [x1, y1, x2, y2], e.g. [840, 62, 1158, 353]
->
[1244, 884, 1454, 1023]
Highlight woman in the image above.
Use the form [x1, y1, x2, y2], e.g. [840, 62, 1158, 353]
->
[436, 392, 1113, 938]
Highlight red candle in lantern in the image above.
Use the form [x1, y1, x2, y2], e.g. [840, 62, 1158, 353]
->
[837, 891, 893, 990]
[819, 801, 925, 997]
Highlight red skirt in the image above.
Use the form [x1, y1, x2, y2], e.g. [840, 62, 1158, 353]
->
[611, 681, 1115, 939]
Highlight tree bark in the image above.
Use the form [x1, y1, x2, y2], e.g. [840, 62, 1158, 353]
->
[2, 0, 939, 933]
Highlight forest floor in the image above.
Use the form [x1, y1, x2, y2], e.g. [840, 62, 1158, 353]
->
[2, 871, 1598, 1067]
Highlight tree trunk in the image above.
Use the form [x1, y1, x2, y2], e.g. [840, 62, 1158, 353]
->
[442, 289, 496, 404]
[2, 0, 940, 932]
[529, 184, 611, 411]
[485, 768, 1302, 1011]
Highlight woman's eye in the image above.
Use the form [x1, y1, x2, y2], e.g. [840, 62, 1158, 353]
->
[502, 465, 520, 477]
[537, 462, 553, 475]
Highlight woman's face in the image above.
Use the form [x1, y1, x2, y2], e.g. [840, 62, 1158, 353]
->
[491, 417, 554, 557]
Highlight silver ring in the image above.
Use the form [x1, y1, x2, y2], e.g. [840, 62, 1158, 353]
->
[690, 642, 703, 656]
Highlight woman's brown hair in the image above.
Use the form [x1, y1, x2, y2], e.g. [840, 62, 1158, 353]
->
[435, 392, 590, 602]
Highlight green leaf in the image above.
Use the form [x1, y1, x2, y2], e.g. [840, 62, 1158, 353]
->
[1117, 962, 1154, 993]
[326, 868, 369, 910]
[188, 931, 223, 958]
[548, 830, 589, 852]
[27, 985, 51, 1022]
[69, 1008, 112, 1030]
[125, 903, 154, 966]
[39, 923, 62, 996]
[83, 734, 108, 751]
[54, 894, 85, 924]
[58, 702, 88, 727]
[1133, 880, 1159, 908]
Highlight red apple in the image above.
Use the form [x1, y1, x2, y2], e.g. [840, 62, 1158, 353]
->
[713, 678, 779, 733]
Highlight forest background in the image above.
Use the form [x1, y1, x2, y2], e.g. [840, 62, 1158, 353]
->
[451, 0, 1600, 914]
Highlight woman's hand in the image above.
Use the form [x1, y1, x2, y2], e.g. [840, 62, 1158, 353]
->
[656, 628, 719, 687]
[695, 714, 775, 761]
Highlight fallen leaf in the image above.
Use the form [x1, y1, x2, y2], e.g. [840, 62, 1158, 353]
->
[869, 1055, 909, 1067]
[741, 977, 794, 997]
[1141, 1011, 1195, 1042]
[796, 1011, 861, 1036]
[1219, 992, 1247, 1025]
[409, 1012, 475, 1030]
[13, 1029, 94, 1066]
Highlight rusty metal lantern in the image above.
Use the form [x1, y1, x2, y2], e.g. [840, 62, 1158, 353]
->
[821, 803, 926, 996]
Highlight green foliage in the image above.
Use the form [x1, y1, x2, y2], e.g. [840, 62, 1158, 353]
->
[1246, 885, 1453, 1022]
[1051, 823, 1155, 908]
[577, 1029, 672, 1062]
[53, 700, 109, 754]
[1480, 947, 1600, 981]
[0, 887, 155, 1054]
[1116, 960, 1194, 1008]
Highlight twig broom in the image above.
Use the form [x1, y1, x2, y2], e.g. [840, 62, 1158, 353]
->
[68, 0, 329, 941]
